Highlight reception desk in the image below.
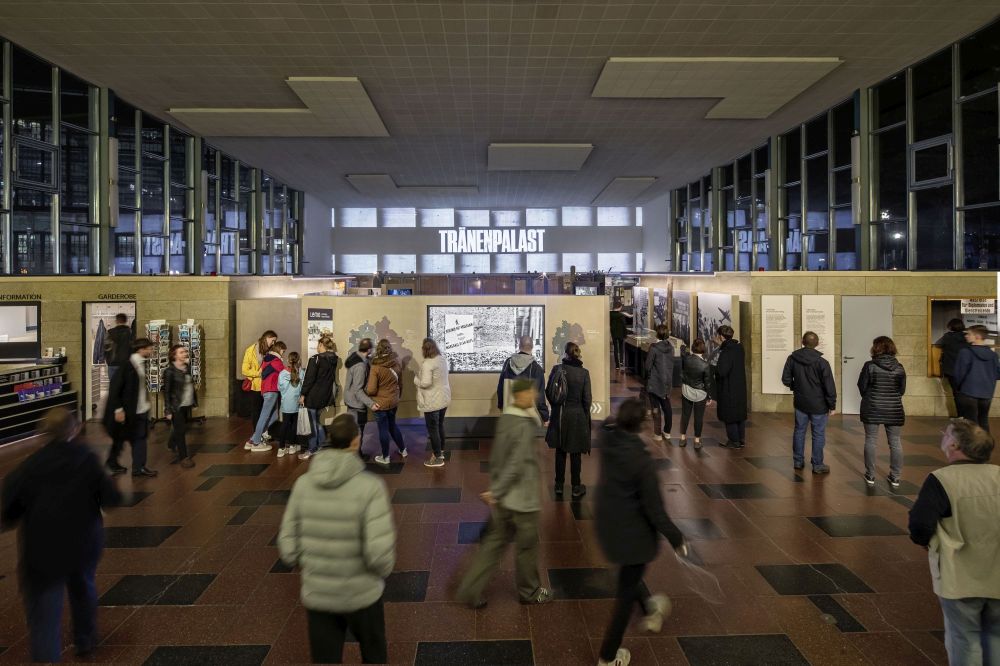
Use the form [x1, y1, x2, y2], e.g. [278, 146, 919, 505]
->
[0, 360, 77, 445]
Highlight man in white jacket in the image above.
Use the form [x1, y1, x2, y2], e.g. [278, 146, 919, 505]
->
[279, 414, 396, 663]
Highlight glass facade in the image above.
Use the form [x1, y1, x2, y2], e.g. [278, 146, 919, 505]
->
[0, 37, 305, 276]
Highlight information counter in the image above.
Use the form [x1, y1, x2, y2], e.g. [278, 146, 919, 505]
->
[0, 360, 77, 445]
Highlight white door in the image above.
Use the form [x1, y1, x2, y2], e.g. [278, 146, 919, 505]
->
[841, 296, 893, 414]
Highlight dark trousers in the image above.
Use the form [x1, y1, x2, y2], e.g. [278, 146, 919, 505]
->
[168, 406, 190, 459]
[680, 397, 706, 437]
[353, 409, 369, 458]
[423, 408, 447, 457]
[599, 563, 652, 662]
[649, 393, 672, 435]
[555, 449, 582, 487]
[306, 598, 387, 664]
[956, 393, 992, 433]
[108, 413, 149, 469]
[725, 420, 746, 444]
[612, 338, 625, 368]
[248, 390, 264, 429]
[374, 408, 406, 458]
[23, 556, 99, 662]
[279, 411, 298, 447]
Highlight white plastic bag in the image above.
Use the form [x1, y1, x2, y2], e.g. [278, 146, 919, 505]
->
[296, 407, 312, 436]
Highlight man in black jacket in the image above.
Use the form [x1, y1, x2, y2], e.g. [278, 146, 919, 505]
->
[1, 408, 121, 662]
[103, 337, 158, 477]
[782, 331, 837, 474]
[497, 336, 549, 423]
[104, 313, 133, 378]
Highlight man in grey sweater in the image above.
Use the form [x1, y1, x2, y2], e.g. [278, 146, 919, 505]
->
[344, 338, 375, 460]
[457, 379, 552, 608]
[279, 414, 395, 664]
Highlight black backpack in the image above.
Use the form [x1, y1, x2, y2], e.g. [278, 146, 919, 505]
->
[546, 364, 568, 406]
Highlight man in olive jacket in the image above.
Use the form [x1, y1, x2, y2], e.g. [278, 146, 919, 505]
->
[278, 414, 395, 664]
[457, 379, 552, 608]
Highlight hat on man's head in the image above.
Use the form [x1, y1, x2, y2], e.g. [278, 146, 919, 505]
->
[512, 378, 535, 394]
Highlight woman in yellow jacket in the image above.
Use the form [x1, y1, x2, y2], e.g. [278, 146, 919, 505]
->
[242, 330, 277, 445]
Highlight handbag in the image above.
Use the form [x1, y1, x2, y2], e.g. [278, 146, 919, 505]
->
[681, 384, 707, 402]
[296, 406, 312, 436]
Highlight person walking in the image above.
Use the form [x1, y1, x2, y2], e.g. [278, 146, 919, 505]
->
[299, 337, 339, 461]
[163, 344, 197, 469]
[644, 324, 674, 443]
[1, 408, 121, 662]
[609, 301, 632, 371]
[782, 331, 837, 474]
[104, 313, 132, 380]
[908, 418, 1000, 666]
[497, 336, 549, 424]
[546, 341, 592, 499]
[595, 399, 688, 666]
[242, 330, 277, 444]
[456, 379, 553, 608]
[951, 325, 1000, 433]
[276, 351, 304, 459]
[858, 336, 907, 488]
[937, 318, 970, 409]
[677, 339, 713, 450]
[415, 338, 451, 468]
[245, 341, 286, 453]
[103, 337, 157, 478]
[344, 338, 375, 461]
[713, 325, 748, 450]
[278, 414, 395, 664]
[367, 339, 407, 466]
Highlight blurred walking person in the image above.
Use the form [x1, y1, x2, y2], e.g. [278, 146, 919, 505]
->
[936, 318, 969, 415]
[104, 337, 158, 478]
[952, 325, 1000, 433]
[163, 344, 197, 468]
[644, 324, 674, 443]
[415, 338, 451, 467]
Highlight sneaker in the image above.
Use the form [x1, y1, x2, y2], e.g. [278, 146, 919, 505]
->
[793, 462, 805, 470]
[598, 648, 631, 666]
[262, 432, 273, 443]
[571, 484, 587, 499]
[288, 445, 300, 455]
[436, 454, 446, 462]
[664, 434, 671, 442]
[424, 457, 445, 468]
[106, 462, 127, 475]
[298, 451, 313, 461]
[554, 485, 564, 498]
[864, 473, 876, 487]
[276, 448, 286, 458]
[812, 464, 830, 474]
[887, 475, 901, 489]
[243, 440, 253, 450]
[678, 438, 687, 448]
[720, 440, 740, 449]
[179, 458, 195, 469]
[641, 594, 672, 633]
[693, 439, 702, 450]
[249, 443, 272, 453]
[519, 587, 553, 605]
[400, 449, 408, 459]
[374, 455, 390, 466]
[652, 433, 663, 442]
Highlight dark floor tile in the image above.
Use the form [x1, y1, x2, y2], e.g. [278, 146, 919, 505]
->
[698, 483, 777, 500]
[447, 438, 481, 451]
[808, 515, 906, 537]
[846, 479, 921, 496]
[190, 443, 237, 454]
[930, 630, 945, 643]
[384, 571, 430, 602]
[118, 491, 154, 507]
[678, 634, 808, 666]
[142, 645, 271, 665]
[675, 518, 725, 540]
[458, 522, 489, 544]
[890, 495, 915, 509]
[104, 526, 180, 548]
[547, 568, 615, 599]
[653, 458, 672, 470]
[756, 564, 873, 595]
[743, 457, 801, 482]
[414, 640, 533, 665]
[269, 557, 294, 573]
[228, 507, 257, 526]
[228, 490, 290, 506]
[0, 647, 6, 656]
[199, 464, 270, 477]
[99, 574, 216, 606]
[366, 461, 406, 475]
[195, 477, 223, 491]
[570, 501, 593, 520]
[808, 595, 867, 632]
[392, 488, 462, 504]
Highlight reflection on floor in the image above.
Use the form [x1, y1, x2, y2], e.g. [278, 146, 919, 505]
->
[0, 366, 962, 664]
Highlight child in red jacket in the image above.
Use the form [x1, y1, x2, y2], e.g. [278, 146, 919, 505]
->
[246, 341, 286, 452]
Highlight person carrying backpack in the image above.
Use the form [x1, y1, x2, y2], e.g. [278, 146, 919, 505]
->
[545, 342, 592, 499]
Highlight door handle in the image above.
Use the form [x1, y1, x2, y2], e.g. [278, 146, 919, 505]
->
[843, 356, 854, 361]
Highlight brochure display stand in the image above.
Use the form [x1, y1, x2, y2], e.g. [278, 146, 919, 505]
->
[145, 320, 171, 426]
[177, 321, 206, 424]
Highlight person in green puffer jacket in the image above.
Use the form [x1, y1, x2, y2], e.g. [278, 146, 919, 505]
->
[278, 414, 396, 664]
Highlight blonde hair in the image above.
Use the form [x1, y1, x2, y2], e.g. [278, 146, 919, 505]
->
[318, 336, 336, 354]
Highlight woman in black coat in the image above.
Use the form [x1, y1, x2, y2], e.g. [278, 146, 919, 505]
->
[858, 336, 906, 488]
[713, 326, 748, 449]
[299, 336, 339, 457]
[595, 399, 687, 666]
[546, 342, 592, 499]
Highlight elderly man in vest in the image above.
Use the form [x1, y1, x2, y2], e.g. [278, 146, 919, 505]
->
[908, 418, 1000, 665]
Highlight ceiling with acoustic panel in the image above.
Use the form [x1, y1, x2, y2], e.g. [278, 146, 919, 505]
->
[0, 1, 996, 209]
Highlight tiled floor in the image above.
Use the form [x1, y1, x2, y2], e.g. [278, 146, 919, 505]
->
[0, 365, 967, 664]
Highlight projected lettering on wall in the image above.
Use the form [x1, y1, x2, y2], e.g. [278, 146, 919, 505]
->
[438, 228, 545, 254]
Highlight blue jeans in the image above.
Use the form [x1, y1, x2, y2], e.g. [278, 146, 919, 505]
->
[373, 408, 406, 458]
[307, 408, 324, 453]
[24, 557, 99, 662]
[792, 409, 827, 467]
[252, 392, 279, 444]
[940, 597, 1000, 666]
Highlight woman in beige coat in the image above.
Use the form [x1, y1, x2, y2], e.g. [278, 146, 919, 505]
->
[415, 338, 451, 467]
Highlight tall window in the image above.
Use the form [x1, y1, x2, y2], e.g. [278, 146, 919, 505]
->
[752, 144, 770, 270]
[871, 73, 908, 269]
[780, 128, 802, 270]
[721, 145, 767, 271]
[672, 188, 688, 271]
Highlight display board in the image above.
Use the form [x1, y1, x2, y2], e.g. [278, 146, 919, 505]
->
[307, 308, 334, 357]
[801, 295, 835, 361]
[427, 305, 544, 373]
[632, 287, 650, 335]
[761, 295, 794, 394]
[671, 290, 693, 345]
[653, 288, 668, 327]
[696, 292, 739, 360]
[0, 301, 41, 361]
